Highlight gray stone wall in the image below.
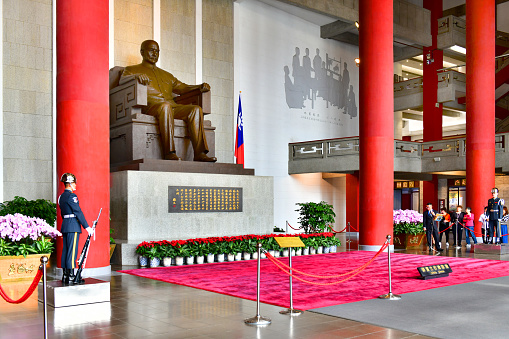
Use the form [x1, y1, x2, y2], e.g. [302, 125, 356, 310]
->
[3, 0, 53, 200]
[202, 0, 234, 163]
[114, 0, 153, 66]
[160, 0, 196, 85]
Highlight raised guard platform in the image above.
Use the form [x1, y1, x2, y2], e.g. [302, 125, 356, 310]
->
[38, 278, 110, 308]
[111, 159, 254, 175]
[473, 243, 509, 255]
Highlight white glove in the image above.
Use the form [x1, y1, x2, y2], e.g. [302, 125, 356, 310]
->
[86, 227, 95, 236]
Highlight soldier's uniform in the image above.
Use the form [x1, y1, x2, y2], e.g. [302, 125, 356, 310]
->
[488, 190, 504, 243]
[58, 173, 90, 284]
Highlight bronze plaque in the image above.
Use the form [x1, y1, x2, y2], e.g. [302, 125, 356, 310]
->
[168, 186, 243, 213]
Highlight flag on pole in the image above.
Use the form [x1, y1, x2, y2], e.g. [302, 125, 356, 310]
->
[235, 93, 244, 167]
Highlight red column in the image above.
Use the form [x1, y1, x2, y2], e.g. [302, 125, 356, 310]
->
[346, 172, 359, 233]
[466, 0, 495, 239]
[422, 0, 443, 211]
[359, 0, 394, 250]
[56, 0, 110, 269]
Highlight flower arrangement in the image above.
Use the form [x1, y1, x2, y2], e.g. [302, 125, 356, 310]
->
[393, 209, 424, 235]
[0, 213, 62, 257]
[135, 232, 339, 262]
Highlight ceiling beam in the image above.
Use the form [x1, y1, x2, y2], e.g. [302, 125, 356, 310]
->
[320, 20, 354, 39]
[442, 109, 463, 117]
[394, 45, 422, 62]
[329, 32, 359, 46]
[402, 112, 423, 121]
[442, 4, 465, 18]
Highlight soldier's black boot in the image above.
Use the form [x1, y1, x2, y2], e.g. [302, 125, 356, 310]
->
[62, 269, 71, 285]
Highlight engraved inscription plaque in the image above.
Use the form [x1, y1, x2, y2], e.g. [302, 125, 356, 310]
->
[168, 186, 243, 213]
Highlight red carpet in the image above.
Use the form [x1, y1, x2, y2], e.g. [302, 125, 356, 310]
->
[119, 252, 509, 310]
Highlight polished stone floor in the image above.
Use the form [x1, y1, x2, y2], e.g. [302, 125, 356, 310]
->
[0, 235, 504, 339]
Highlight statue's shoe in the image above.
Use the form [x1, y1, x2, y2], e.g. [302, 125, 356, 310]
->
[194, 153, 217, 162]
[164, 153, 181, 161]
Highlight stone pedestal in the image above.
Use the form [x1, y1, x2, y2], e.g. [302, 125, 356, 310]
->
[38, 278, 110, 307]
[473, 243, 509, 255]
[111, 168, 274, 265]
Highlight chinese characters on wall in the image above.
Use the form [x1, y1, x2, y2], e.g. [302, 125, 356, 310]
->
[168, 186, 243, 213]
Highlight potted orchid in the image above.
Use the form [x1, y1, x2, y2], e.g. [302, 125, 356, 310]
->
[0, 213, 61, 281]
[393, 209, 425, 249]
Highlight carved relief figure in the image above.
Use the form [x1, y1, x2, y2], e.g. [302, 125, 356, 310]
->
[120, 40, 217, 162]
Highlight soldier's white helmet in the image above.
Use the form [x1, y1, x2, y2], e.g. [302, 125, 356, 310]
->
[60, 173, 76, 184]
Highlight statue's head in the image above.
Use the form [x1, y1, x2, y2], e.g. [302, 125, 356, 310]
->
[140, 40, 160, 65]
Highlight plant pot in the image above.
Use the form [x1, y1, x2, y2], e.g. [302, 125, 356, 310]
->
[268, 250, 275, 257]
[138, 255, 148, 267]
[109, 244, 116, 260]
[310, 247, 317, 255]
[252, 252, 259, 260]
[217, 254, 225, 262]
[162, 257, 172, 267]
[175, 257, 184, 266]
[393, 233, 426, 249]
[324, 247, 331, 253]
[260, 252, 266, 259]
[196, 256, 205, 264]
[243, 252, 251, 260]
[186, 256, 194, 265]
[303, 248, 309, 255]
[274, 250, 280, 258]
[331, 245, 337, 253]
[317, 246, 323, 254]
[291, 249, 296, 256]
[234, 253, 242, 261]
[149, 257, 160, 268]
[226, 254, 234, 261]
[295, 248, 302, 256]
[282, 249, 289, 257]
[0, 253, 51, 282]
[206, 254, 215, 263]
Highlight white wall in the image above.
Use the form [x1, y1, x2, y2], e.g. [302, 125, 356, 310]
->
[234, 0, 359, 230]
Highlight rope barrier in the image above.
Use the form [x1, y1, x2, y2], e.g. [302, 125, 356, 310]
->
[330, 225, 347, 234]
[264, 243, 387, 279]
[286, 222, 302, 231]
[264, 242, 389, 286]
[438, 224, 451, 234]
[0, 268, 43, 304]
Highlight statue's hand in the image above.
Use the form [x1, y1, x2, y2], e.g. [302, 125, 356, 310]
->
[200, 83, 210, 92]
[136, 74, 151, 86]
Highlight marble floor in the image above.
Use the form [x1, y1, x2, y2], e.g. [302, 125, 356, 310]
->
[0, 235, 503, 339]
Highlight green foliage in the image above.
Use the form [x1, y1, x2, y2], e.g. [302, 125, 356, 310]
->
[110, 229, 115, 244]
[0, 239, 14, 256]
[14, 243, 38, 258]
[393, 222, 425, 235]
[33, 236, 55, 254]
[296, 201, 336, 234]
[273, 226, 285, 232]
[0, 196, 57, 226]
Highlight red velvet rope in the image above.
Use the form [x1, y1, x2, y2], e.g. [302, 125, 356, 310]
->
[438, 225, 452, 234]
[265, 242, 388, 279]
[286, 222, 302, 231]
[0, 268, 43, 304]
[286, 221, 349, 234]
[264, 242, 389, 286]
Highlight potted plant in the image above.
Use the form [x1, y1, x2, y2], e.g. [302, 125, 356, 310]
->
[109, 228, 116, 260]
[174, 241, 189, 266]
[216, 239, 228, 262]
[186, 242, 198, 265]
[295, 201, 336, 234]
[146, 245, 161, 267]
[0, 213, 61, 282]
[194, 239, 209, 264]
[160, 244, 175, 267]
[136, 242, 150, 267]
[206, 239, 216, 263]
[393, 210, 425, 249]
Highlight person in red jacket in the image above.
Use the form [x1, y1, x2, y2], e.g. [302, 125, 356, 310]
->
[464, 207, 477, 248]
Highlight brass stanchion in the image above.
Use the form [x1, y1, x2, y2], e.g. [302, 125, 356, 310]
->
[244, 243, 271, 326]
[40, 256, 48, 339]
[379, 235, 401, 300]
[346, 222, 351, 252]
[280, 246, 303, 316]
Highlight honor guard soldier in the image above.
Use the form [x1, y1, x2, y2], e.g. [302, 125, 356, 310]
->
[487, 187, 504, 244]
[58, 173, 94, 285]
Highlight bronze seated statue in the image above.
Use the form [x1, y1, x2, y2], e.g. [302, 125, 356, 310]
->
[109, 40, 216, 164]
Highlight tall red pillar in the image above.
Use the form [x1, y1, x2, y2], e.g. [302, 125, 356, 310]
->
[422, 0, 443, 211]
[359, 0, 394, 250]
[56, 0, 110, 270]
[466, 0, 495, 239]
